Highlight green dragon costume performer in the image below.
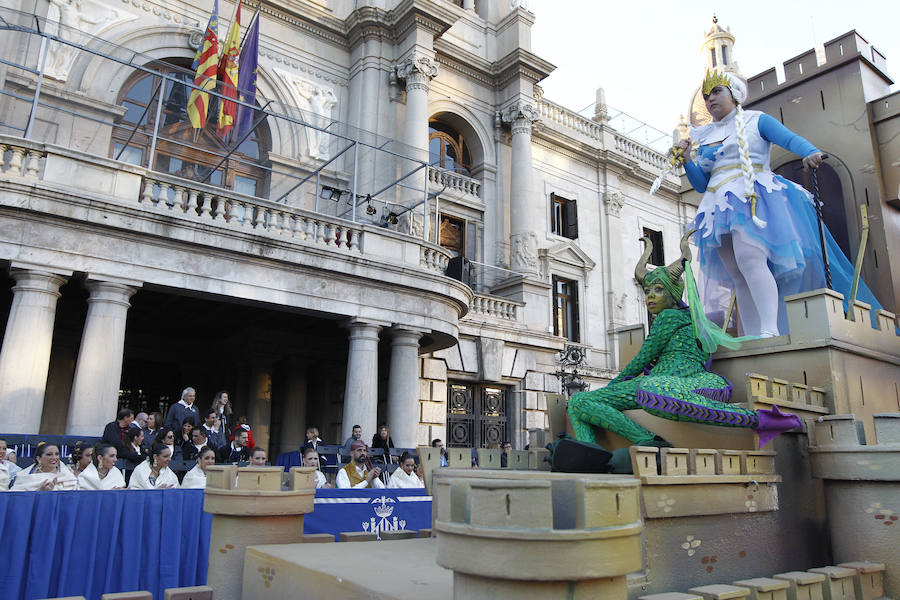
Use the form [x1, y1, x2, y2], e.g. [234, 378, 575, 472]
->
[567, 231, 801, 448]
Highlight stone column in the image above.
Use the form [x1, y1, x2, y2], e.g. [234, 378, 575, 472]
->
[342, 320, 382, 441]
[279, 358, 307, 455]
[395, 55, 437, 238]
[395, 54, 437, 156]
[502, 101, 540, 275]
[248, 358, 274, 453]
[386, 328, 423, 448]
[0, 268, 68, 434]
[66, 280, 138, 435]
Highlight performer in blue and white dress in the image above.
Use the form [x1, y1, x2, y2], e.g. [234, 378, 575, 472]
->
[678, 69, 881, 336]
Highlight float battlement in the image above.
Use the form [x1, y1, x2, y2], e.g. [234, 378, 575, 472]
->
[746, 31, 892, 101]
[784, 289, 899, 355]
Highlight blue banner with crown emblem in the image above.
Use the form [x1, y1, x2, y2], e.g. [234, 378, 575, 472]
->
[303, 488, 432, 540]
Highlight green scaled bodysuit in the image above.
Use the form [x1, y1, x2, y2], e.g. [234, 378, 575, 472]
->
[567, 307, 758, 445]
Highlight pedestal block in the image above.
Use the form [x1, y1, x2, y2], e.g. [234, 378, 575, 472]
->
[688, 584, 750, 600]
[772, 571, 825, 600]
[836, 562, 885, 600]
[435, 473, 642, 600]
[204, 466, 316, 600]
[807, 567, 856, 600]
[732, 577, 789, 600]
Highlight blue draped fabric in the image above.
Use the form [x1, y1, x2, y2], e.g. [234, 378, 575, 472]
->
[0, 490, 211, 600]
[303, 488, 432, 540]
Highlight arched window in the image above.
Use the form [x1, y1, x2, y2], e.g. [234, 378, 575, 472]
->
[429, 120, 472, 175]
[111, 58, 270, 197]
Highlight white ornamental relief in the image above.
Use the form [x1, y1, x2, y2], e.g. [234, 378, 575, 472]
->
[43, 0, 137, 83]
[510, 231, 538, 273]
[275, 68, 338, 160]
[605, 191, 624, 217]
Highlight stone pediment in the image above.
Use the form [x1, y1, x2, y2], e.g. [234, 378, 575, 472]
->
[539, 241, 596, 271]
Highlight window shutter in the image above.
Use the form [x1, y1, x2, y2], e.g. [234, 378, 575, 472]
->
[565, 199, 578, 239]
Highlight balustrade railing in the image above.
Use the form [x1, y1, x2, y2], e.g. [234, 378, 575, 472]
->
[537, 99, 603, 141]
[427, 166, 481, 199]
[613, 134, 668, 170]
[139, 173, 362, 252]
[469, 293, 521, 322]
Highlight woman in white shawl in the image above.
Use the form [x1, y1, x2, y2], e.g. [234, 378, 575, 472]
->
[388, 452, 424, 489]
[78, 444, 126, 490]
[181, 446, 216, 489]
[129, 442, 179, 489]
[12, 442, 78, 491]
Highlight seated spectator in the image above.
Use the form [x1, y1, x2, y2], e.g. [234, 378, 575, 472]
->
[181, 446, 216, 489]
[300, 426, 322, 453]
[129, 443, 179, 489]
[4, 449, 22, 488]
[371, 424, 395, 459]
[143, 411, 163, 450]
[217, 429, 251, 463]
[102, 408, 134, 453]
[431, 438, 449, 467]
[336, 441, 384, 489]
[154, 427, 181, 462]
[200, 409, 226, 450]
[209, 390, 232, 438]
[388, 451, 424, 489]
[12, 442, 78, 491]
[501, 441, 512, 468]
[69, 441, 94, 478]
[134, 412, 149, 430]
[164, 387, 200, 433]
[120, 428, 146, 477]
[78, 444, 125, 490]
[182, 427, 208, 462]
[249, 447, 267, 467]
[230, 416, 254, 447]
[0, 439, 10, 490]
[302, 447, 330, 489]
[342, 424, 363, 452]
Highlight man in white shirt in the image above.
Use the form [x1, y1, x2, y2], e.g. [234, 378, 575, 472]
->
[165, 387, 200, 432]
[336, 440, 384, 489]
[201, 409, 226, 450]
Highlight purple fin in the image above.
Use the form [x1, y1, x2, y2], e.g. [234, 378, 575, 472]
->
[754, 405, 803, 447]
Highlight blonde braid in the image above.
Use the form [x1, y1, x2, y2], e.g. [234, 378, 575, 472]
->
[734, 104, 766, 228]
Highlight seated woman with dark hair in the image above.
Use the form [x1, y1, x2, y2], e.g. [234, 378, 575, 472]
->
[69, 441, 94, 479]
[128, 443, 179, 489]
[153, 427, 181, 462]
[179, 418, 195, 446]
[120, 427, 146, 477]
[78, 444, 126, 490]
[388, 451, 424, 489]
[12, 442, 78, 491]
[143, 411, 163, 450]
[181, 446, 216, 489]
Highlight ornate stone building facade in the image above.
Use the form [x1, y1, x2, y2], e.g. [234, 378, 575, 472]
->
[0, 0, 687, 452]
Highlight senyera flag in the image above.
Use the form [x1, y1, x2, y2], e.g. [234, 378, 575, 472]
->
[217, 1, 241, 137]
[187, 0, 219, 130]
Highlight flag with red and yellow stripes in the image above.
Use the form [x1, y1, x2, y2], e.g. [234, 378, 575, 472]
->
[186, 0, 219, 130]
[217, 1, 241, 137]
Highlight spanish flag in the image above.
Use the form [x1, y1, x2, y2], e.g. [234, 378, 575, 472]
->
[186, 0, 219, 130]
[217, 1, 241, 137]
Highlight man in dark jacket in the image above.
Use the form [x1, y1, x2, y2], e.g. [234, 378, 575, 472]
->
[217, 429, 251, 463]
[102, 408, 134, 453]
[164, 387, 200, 433]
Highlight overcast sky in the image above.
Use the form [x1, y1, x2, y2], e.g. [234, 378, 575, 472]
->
[530, 1, 899, 136]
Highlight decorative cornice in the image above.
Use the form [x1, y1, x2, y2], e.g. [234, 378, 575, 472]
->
[253, 1, 347, 49]
[390, 0, 461, 44]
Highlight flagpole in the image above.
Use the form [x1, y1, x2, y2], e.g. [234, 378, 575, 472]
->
[239, 7, 259, 50]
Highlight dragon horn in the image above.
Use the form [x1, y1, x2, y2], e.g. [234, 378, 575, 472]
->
[634, 236, 653, 285]
[666, 229, 697, 281]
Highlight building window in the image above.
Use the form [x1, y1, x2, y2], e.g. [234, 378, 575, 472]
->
[710, 47, 717, 67]
[439, 213, 477, 260]
[552, 276, 580, 342]
[550, 193, 578, 239]
[429, 120, 472, 175]
[642, 227, 665, 267]
[111, 59, 270, 196]
[721, 46, 728, 66]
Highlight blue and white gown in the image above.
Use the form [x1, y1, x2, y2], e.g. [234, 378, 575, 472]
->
[684, 108, 881, 332]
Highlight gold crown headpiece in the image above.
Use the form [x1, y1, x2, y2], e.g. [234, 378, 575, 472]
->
[702, 68, 731, 96]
